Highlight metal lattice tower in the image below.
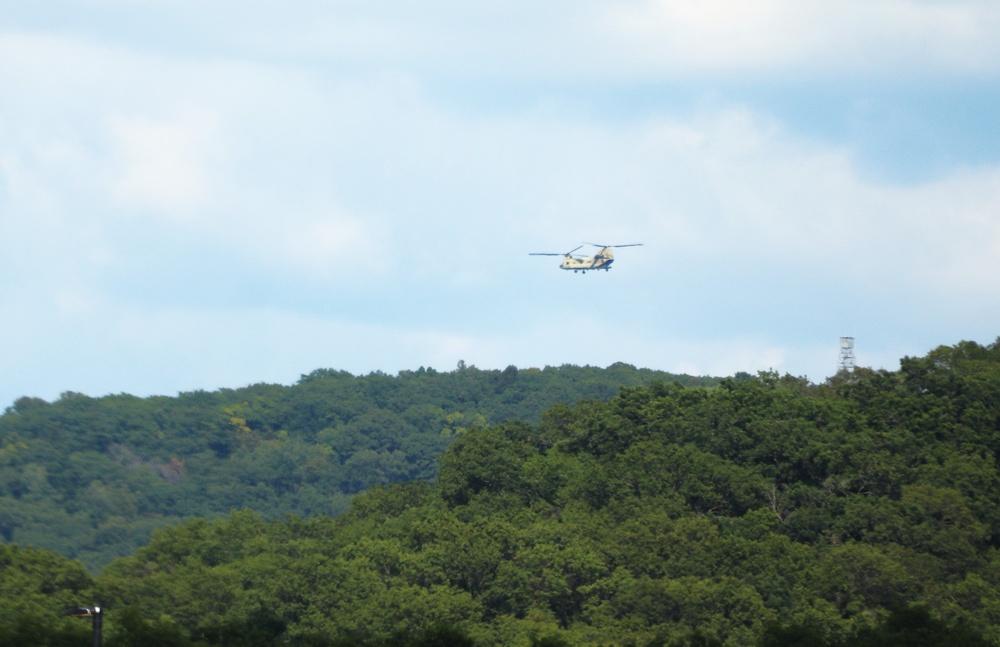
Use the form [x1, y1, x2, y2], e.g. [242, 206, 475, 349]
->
[839, 336, 856, 373]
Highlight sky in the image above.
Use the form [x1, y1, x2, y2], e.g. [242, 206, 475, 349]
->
[2, 1, 1000, 407]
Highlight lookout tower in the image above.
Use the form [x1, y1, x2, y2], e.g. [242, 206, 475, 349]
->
[838, 336, 856, 373]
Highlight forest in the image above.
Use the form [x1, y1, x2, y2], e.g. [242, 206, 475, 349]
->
[3, 340, 1000, 646]
[0, 363, 713, 570]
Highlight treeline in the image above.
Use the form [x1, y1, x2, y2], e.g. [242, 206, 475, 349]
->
[0, 362, 713, 570]
[3, 339, 1000, 645]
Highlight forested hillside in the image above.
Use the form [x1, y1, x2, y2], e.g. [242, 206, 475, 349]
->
[3, 339, 1000, 646]
[0, 363, 712, 569]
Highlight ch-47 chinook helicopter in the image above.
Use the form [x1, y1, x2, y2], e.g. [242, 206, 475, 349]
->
[529, 243, 643, 273]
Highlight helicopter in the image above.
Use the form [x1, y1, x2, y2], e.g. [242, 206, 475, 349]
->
[530, 243, 643, 273]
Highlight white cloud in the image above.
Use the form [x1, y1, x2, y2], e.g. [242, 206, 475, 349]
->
[4, 26, 997, 300]
[110, 109, 223, 217]
[12, 2, 998, 88]
[53, 287, 106, 321]
[415, 316, 793, 380]
[877, 168, 1000, 295]
[1, 31, 395, 283]
[600, 0, 1000, 78]
[158, 1, 1000, 81]
[602, 108, 1000, 302]
[256, 211, 389, 277]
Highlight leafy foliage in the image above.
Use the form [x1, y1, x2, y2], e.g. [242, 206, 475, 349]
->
[3, 339, 1000, 645]
[0, 363, 708, 570]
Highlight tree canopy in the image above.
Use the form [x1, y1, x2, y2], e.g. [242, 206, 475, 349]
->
[0, 363, 713, 569]
[4, 339, 1000, 645]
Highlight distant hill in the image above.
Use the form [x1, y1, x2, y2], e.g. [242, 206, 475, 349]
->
[0, 362, 716, 569]
[4, 339, 1000, 646]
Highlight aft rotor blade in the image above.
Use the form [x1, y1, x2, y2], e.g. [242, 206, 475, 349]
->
[585, 242, 643, 248]
[529, 252, 562, 256]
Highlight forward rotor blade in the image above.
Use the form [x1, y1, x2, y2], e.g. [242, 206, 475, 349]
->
[530, 244, 584, 257]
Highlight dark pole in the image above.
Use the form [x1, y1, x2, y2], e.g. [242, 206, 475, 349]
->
[91, 607, 102, 647]
[62, 607, 102, 647]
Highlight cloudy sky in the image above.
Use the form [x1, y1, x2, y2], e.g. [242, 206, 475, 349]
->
[2, 1, 999, 407]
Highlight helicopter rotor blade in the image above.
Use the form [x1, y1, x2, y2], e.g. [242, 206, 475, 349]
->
[530, 245, 584, 257]
[585, 242, 643, 248]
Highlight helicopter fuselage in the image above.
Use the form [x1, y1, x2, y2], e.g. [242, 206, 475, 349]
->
[560, 255, 613, 271]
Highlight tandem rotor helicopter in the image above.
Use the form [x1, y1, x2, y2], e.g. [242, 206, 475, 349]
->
[529, 243, 643, 273]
